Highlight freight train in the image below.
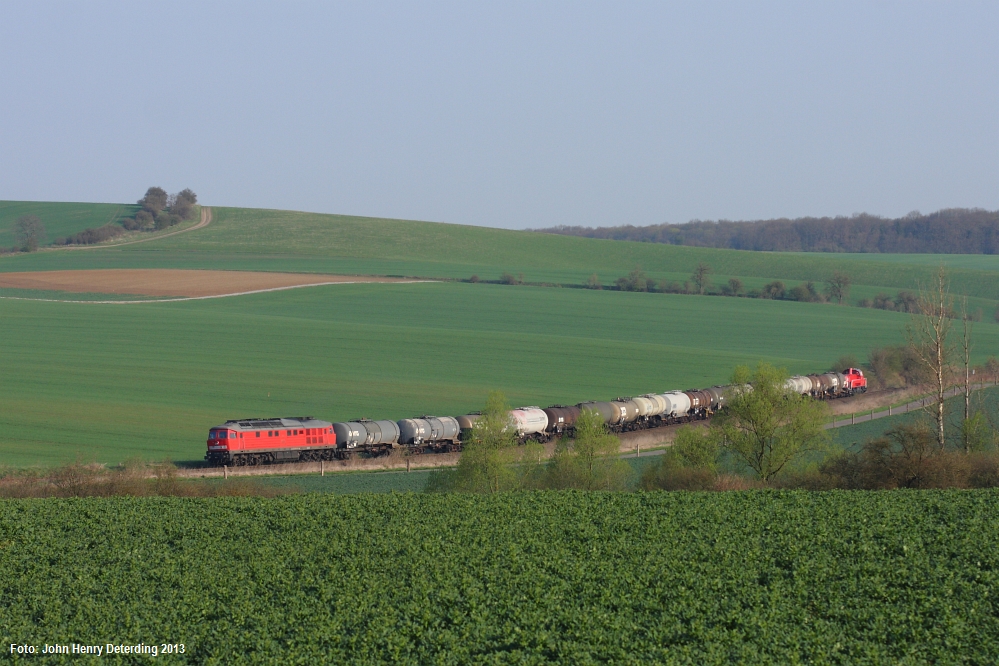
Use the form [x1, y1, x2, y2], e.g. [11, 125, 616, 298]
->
[205, 369, 867, 466]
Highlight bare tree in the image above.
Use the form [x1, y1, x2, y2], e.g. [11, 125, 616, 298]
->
[825, 271, 851, 304]
[14, 215, 46, 252]
[691, 263, 712, 295]
[959, 296, 975, 452]
[906, 266, 953, 449]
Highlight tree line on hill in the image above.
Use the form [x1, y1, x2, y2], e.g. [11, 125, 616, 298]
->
[486, 261, 999, 322]
[586, 263, 854, 305]
[6, 187, 199, 252]
[535, 208, 999, 254]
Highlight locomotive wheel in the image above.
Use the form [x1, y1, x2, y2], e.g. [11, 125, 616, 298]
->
[233, 455, 246, 467]
[248, 455, 260, 466]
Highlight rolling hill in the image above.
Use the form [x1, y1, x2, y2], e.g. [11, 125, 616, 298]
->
[3, 203, 999, 304]
[0, 201, 997, 466]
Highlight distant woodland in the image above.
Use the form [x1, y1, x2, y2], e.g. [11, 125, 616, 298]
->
[536, 208, 999, 254]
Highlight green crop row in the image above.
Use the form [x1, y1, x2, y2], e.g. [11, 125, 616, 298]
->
[1, 490, 997, 663]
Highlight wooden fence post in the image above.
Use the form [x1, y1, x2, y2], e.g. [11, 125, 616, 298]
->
[223, 465, 228, 480]
[321, 460, 324, 477]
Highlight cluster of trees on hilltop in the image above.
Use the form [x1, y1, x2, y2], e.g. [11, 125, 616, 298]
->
[121, 187, 197, 232]
[536, 208, 999, 254]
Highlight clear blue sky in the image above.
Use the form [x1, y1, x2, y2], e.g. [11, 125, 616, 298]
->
[1, 1, 996, 229]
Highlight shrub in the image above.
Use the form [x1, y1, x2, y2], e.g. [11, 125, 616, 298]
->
[659, 280, 683, 293]
[831, 354, 859, 371]
[640, 465, 715, 491]
[866, 345, 930, 389]
[968, 453, 999, 488]
[895, 290, 919, 313]
[62, 224, 126, 245]
[615, 268, 651, 292]
[154, 211, 180, 230]
[721, 278, 743, 296]
[820, 424, 972, 489]
[787, 283, 811, 302]
[761, 281, 785, 299]
[868, 293, 895, 310]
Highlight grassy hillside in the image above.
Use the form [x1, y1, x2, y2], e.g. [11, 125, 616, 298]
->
[0, 201, 138, 248]
[3, 204, 999, 303]
[2, 281, 972, 467]
[792, 251, 999, 271]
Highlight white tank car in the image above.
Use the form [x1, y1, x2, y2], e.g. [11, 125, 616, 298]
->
[784, 376, 813, 395]
[641, 394, 669, 417]
[509, 407, 549, 436]
[662, 391, 691, 417]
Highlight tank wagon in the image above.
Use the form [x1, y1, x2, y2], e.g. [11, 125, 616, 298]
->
[205, 369, 867, 466]
[397, 416, 461, 452]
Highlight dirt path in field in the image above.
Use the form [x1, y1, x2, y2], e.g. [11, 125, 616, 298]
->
[0, 269, 430, 301]
[60, 206, 213, 250]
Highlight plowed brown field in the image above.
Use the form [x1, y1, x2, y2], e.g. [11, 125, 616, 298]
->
[0, 270, 413, 297]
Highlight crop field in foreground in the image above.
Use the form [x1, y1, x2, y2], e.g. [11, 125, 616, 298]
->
[4, 204, 999, 302]
[2, 491, 997, 664]
[2, 281, 978, 467]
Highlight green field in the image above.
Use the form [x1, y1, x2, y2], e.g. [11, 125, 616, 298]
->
[4, 203, 999, 304]
[0, 201, 138, 248]
[796, 251, 999, 271]
[3, 491, 997, 663]
[5, 281, 983, 467]
[1, 201, 998, 467]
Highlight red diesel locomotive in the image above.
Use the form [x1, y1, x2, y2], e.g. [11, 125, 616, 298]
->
[205, 417, 338, 466]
